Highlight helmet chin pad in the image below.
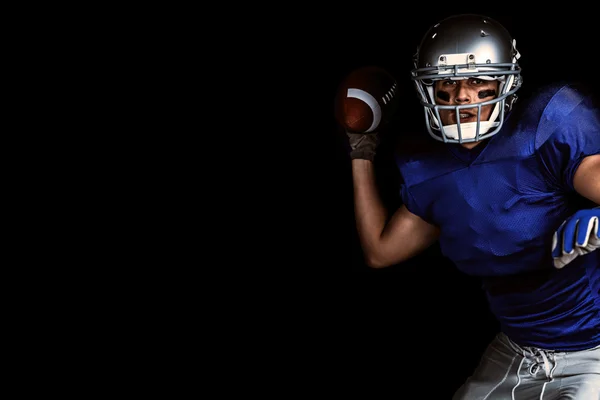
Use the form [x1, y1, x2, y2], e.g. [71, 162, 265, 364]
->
[439, 120, 500, 141]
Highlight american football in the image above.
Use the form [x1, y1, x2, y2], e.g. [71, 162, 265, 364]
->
[334, 65, 398, 133]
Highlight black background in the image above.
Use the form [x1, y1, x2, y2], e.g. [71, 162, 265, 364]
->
[271, 9, 600, 397]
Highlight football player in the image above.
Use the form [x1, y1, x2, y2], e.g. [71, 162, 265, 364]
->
[344, 14, 600, 399]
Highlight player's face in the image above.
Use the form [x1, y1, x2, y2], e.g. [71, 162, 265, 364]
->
[434, 78, 499, 126]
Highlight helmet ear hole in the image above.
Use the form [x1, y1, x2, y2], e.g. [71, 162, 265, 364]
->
[505, 94, 518, 113]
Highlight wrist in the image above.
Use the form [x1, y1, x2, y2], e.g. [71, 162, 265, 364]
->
[351, 150, 376, 162]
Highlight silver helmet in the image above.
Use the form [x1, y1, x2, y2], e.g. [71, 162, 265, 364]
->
[411, 14, 522, 143]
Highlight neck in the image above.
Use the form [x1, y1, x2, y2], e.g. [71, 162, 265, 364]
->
[460, 141, 483, 150]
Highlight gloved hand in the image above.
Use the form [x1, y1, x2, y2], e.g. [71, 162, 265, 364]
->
[347, 131, 380, 162]
[552, 207, 600, 269]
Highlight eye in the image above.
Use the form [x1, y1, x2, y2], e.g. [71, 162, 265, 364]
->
[471, 79, 484, 85]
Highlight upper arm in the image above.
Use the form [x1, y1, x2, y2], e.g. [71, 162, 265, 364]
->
[369, 204, 440, 268]
[535, 86, 600, 191]
[573, 154, 600, 205]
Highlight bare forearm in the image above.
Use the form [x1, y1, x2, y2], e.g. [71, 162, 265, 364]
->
[574, 154, 600, 205]
[351, 159, 387, 258]
[351, 159, 440, 267]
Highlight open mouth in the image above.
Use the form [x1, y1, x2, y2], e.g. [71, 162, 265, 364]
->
[456, 112, 477, 124]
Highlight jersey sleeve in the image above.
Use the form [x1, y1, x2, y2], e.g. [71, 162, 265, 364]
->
[399, 181, 428, 219]
[535, 85, 600, 192]
[394, 152, 432, 224]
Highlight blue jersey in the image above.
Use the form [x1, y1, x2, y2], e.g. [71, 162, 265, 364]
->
[395, 82, 600, 351]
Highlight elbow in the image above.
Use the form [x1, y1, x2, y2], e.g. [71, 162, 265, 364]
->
[364, 254, 392, 269]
